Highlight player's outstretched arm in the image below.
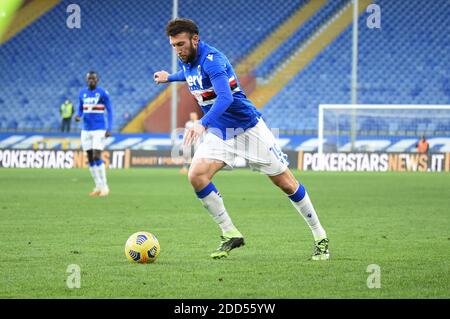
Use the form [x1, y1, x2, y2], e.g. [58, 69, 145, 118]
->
[154, 70, 185, 84]
[154, 71, 169, 84]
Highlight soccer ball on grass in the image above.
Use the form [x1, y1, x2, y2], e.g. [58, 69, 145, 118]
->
[125, 231, 160, 263]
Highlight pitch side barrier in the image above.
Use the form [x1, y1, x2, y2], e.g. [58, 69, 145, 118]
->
[297, 151, 450, 172]
[0, 149, 297, 169]
[0, 149, 449, 172]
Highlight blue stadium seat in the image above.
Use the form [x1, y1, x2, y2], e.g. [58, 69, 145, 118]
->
[1, 0, 449, 134]
[261, 0, 450, 133]
[254, 0, 349, 79]
[0, 0, 305, 131]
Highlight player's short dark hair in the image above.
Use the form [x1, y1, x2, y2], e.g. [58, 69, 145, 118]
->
[166, 18, 199, 37]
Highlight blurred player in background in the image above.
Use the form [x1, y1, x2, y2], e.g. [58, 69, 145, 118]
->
[154, 19, 329, 260]
[180, 112, 199, 174]
[75, 71, 112, 197]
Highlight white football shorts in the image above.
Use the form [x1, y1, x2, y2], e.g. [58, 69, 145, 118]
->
[81, 130, 106, 151]
[192, 118, 289, 176]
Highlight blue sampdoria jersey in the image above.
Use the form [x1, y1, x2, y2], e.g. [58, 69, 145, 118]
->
[168, 41, 261, 140]
[77, 87, 113, 131]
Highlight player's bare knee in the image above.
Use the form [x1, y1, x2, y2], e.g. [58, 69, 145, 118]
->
[188, 164, 211, 190]
[187, 168, 196, 184]
[270, 173, 298, 195]
[188, 167, 202, 186]
[278, 180, 297, 194]
[188, 172, 208, 190]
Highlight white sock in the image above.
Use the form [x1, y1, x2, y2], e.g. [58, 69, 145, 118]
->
[199, 190, 236, 234]
[97, 162, 108, 189]
[290, 191, 327, 241]
[89, 166, 101, 190]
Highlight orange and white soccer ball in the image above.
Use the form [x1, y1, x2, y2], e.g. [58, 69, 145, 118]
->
[124, 231, 160, 263]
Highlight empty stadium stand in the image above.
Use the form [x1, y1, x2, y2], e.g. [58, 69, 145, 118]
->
[261, 0, 450, 133]
[0, 0, 305, 132]
[0, 0, 449, 135]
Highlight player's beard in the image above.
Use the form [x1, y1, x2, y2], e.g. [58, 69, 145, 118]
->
[185, 40, 197, 63]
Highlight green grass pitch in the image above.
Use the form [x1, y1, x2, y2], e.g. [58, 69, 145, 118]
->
[0, 168, 449, 298]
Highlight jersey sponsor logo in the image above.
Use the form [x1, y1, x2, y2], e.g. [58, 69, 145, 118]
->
[185, 65, 204, 90]
[83, 93, 101, 106]
[186, 74, 203, 90]
[83, 93, 104, 113]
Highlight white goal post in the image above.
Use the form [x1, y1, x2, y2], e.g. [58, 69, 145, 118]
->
[318, 104, 450, 157]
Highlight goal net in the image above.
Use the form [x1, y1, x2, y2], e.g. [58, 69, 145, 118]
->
[317, 104, 450, 155]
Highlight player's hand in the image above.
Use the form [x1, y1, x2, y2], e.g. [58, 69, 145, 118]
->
[153, 71, 169, 84]
[74, 116, 81, 122]
[184, 123, 205, 146]
[105, 131, 112, 138]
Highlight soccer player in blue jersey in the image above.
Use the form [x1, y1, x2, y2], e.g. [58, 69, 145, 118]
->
[75, 71, 112, 197]
[154, 19, 329, 260]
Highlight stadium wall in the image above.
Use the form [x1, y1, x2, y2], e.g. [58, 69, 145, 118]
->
[0, 148, 449, 173]
[1, 133, 450, 172]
